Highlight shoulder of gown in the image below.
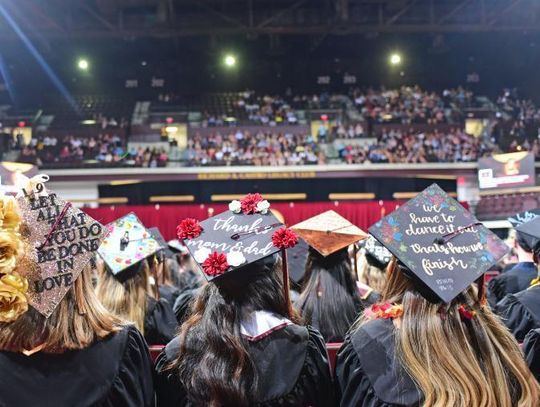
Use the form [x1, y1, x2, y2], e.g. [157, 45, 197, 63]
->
[335, 318, 421, 407]
[172, 288, 199, 325]
[488, 274, 509, 307]
[496, 290, 540, 342]
[154, 324, 336, 407]
[100, 324, 154, 407]
[144, 296, 178, 345]
[523, 328, 540, 382]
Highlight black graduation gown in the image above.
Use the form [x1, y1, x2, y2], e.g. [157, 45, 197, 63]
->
[144, 296, 178, 345]
[523, 328, 540, 382]
[159, 284, 181, 306]
[487, 262, 537, 307]
[336, 318, 422, 407]
[496, 284, 540, 343]
[154, 325, 336, 407]
[173, 287, 200, 325]
[0, 325, 153, 407]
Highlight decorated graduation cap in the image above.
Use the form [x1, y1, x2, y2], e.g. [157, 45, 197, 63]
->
[177, 193, 298, 286]
[363, 235, 392, 269]
[515, 217, 540, 252]
[291, 210, 367, 257]
[14, 177, 105, 318]
[508, 209, 540, 227]
[369, 184, 509, 304]
[98, 213, 161, 277]
[149, 227, 174, 258]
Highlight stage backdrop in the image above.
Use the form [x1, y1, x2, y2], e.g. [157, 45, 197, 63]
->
[83, 201, 403, 241]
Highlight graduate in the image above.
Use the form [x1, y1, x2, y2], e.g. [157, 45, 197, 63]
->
[96, 213, 177, 345]
[359, 235, 392, 294]
[488, 209, 540, 307]
[523, 328, 540, 382]
[292, 210, 369, 342]
[336, 184, 539, 407]
[0, 181, 153, 406]
[496, 216, 540, 342]
[150, 227, 181, 305]
[154, 194, 334, 407]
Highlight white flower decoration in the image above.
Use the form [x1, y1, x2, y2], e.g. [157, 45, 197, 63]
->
[229, 200, 242, 213]
[226, 250, 246, 267]
[256, 200, 270, 214]
[193, 247, 211, 264]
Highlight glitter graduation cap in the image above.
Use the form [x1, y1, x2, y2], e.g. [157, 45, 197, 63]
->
[515, 216, 540, 251]
[16, 180, 106, 318]
[98, 213, 161, 276]
[291, 210, 367, 257]
[369, 184, 509, 304]
[177, 194, 298, 281]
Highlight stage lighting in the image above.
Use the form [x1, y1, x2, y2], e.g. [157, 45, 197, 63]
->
[389, 53, 402, 66]
[77, 58, 89, 70]
[224, 54, 236, 68]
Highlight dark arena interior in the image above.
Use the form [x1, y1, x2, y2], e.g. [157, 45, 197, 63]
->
[1, 1, 540, 406]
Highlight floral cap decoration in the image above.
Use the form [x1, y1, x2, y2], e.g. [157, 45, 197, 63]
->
[177, 194, 298, 280]
[369, 183, 509, 304]
[0, 194, 28, 323]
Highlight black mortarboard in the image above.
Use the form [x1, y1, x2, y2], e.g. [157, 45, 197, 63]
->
[508, 209, 540, 227]
[179, 197, 293, 281]
[287, 237, 309, 284]
[363, 235, 392, 268]
[98, 213, 161, 276]
[516, 217, 540, 251]
[369, 184, 509, 303]
[291, 210, 367, 257]
[149, 227, 174, 258]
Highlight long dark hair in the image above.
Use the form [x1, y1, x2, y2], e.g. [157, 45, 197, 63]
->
[171, 255, 298, 406]
[296, 247, 360, 341]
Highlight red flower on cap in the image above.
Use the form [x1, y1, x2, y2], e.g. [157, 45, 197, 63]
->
[272, 227, 298, 249]
[202, 252, 229, 276]
[176, 218, 202, 240]
[240, 193, 263, 215]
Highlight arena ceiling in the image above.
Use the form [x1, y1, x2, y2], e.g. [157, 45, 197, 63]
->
[0, 0, 538, 40]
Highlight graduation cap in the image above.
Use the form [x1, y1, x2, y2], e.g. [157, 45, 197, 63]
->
[167, 239, 189, 255]
[149, 227, 174, 258]
[178, 194, 298, 282]
[98, 213, 161, 277]
[287, 237, 309, 285]
[515, 217, 540, 252]
[363, 235, 392, 269]
[369, 184, 509, 304]
[16, 180, 106, 318]
[508, 209, 540, 227]
[291, 210, 367, 257]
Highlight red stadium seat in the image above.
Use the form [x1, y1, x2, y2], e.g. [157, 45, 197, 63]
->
[326, 342, 343, 373]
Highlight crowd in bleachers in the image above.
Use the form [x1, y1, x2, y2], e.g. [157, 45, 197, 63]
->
[350, 85, 473, 124]
[493, 88, 540, 145]
[17, 134, 168, 168]
[335, 128, 496, 164]
[185, 130, 324, 166]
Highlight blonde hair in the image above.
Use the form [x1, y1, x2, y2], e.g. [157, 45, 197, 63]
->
[364, 260, 540, 407]
[0, 265, 123, 353]
[95, 260, 151, 334]
[359, 261, 387, 293]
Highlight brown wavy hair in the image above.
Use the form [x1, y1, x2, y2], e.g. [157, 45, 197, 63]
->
[360, 259, 540, 406]
[169, 255, 299, 407]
